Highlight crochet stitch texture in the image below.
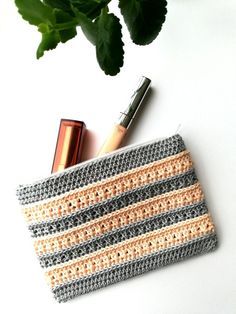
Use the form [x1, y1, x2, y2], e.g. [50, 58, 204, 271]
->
[16, 134, 217, 302]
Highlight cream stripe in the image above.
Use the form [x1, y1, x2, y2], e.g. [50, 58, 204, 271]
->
[34, 183, 203, 256]
[24, 151, 192, 224]
[45, 214, 215, 288]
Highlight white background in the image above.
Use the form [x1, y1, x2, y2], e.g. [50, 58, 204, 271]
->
[0, 0, 236, 313]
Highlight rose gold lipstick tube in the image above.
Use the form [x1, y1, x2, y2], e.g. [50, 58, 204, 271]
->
[51, 119, 86, 173]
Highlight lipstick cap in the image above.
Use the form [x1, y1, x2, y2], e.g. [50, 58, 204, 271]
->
[51, 119, 86, 173]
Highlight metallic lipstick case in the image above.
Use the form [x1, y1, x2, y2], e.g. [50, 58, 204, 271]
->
[51, 119, 86, 173]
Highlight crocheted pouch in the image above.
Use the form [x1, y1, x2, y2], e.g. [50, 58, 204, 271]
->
[16, 134, 217, 302]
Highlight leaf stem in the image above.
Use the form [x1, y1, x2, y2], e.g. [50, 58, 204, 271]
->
[54, 20, 79, 31]
[101, 6, 109, 15]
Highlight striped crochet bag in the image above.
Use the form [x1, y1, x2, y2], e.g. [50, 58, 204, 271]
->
[16, 134, 217, 302]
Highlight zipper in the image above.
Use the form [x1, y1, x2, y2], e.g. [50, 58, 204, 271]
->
[19, 134, 177, 187]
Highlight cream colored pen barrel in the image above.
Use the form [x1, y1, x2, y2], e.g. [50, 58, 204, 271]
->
[98, 124, 127, 156]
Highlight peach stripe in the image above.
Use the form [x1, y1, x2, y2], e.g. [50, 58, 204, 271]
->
[45, 214, 215, 288]
[34, 183, 203, 256]
[23, 151, 192, 224]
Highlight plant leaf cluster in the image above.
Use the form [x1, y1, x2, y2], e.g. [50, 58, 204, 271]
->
[15, 0, 167, 75]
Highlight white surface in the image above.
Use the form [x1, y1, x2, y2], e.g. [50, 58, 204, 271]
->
[0, 0, 236, 313]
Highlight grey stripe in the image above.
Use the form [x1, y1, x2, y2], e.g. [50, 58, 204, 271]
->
[39, 201, 207, 268]
[30, 169, 197, 238]
[52, 233, 218, 302]
[17, 135, 185, 205]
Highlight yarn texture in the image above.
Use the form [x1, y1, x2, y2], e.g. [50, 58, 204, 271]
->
[16, 134, 217, 302]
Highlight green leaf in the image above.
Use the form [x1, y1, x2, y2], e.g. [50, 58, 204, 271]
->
[15, 0, 55, 26]
[71, 0, 110, 20]
[43, 0, 72, 12]
[75, 10, 97, 45]
[37, 30, 60, 58]
[54, 9, 77, 43]
[95, 11, 124, 76]
[119, 0, 167, 45]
